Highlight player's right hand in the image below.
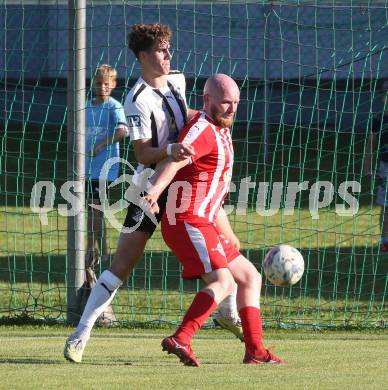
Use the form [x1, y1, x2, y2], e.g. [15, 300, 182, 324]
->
[143, 193, 160, 214]
[171, 143, 195, 161]
[91, 143, 105, 157]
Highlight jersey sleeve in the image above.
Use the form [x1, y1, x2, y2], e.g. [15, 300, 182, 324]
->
[124, 98, 152, 141]
[179, 123, 214, 162]
[112, 103, 129, 137]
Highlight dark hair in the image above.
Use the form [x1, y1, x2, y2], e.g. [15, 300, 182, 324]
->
[127, 23, 172, 58]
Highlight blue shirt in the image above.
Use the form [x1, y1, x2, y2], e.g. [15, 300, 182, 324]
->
[85, 97, 128, 181]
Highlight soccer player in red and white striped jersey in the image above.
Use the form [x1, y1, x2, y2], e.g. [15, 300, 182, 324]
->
[145, 74, 283, 366]
[164, 109, 234, 225]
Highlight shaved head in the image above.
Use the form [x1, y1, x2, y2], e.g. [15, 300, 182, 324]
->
[204, 74, 239, 98]
[203, 74, 240, 128]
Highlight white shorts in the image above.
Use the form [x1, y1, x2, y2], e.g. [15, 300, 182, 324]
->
[377, 161, 388, 206]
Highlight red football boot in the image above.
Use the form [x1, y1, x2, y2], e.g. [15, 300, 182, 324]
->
[243, 348, 284, 365]
[161, 336, 200, 367]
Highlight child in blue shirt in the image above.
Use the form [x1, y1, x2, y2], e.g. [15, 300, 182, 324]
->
[85, 64, 129, 261]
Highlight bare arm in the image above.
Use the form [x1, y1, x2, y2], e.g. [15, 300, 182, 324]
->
[215, 207, 240, 251]
[133, 139, 170, 166]
[145, 157, 191, 213]
[133, 139, 195, 166]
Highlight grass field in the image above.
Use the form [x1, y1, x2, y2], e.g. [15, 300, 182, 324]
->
[1, 204, 388, 327]
[1, 326, 388, 389]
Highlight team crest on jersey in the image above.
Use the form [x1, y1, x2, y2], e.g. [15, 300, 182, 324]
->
[127, 115, 141, 128]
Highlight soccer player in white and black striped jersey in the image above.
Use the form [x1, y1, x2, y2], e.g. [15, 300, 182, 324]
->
[64, 23, 241, 363]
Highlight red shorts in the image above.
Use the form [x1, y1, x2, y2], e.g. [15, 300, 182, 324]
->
[161, 215, 240, 279]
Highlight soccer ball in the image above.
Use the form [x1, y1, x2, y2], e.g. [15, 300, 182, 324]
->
[263, 244, 304, 287]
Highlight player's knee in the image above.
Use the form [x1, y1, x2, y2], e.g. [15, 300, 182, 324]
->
[242, 268, 262, 290]
[222, 272, 236, 297]
[216, 270, 235, 298]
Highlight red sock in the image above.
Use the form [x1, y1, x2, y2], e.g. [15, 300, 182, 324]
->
[239, 306, 266, 356]
[174, 291, 217, 345]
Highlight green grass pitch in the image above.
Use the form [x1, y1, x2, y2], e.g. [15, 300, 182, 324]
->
[1, 326, 388, 389]
[1, 124, 388, 387]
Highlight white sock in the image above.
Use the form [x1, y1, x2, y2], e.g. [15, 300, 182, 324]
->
[217, 282, 238, 317]
[72, 270, 122, 340]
